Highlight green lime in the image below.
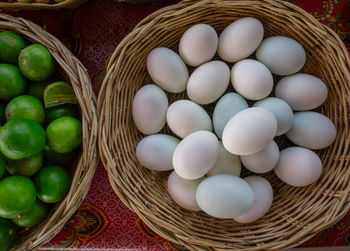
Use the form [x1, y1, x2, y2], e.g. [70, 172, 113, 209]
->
[35, 165, 70, 203]
[0, 176, 36, 219]
[43, 81, 78, 108]
[5, 95, 45, 125]
[12, 199, 48, 228]
[17, 0, 34, 2]
[7, 152, 43, 177]
[18, 44, 55, 81]
[45, 104, 78, 125]
[0, 118, 46, 160]
[44, 144, 77, 165]
[0, 103, 5, 125]
[26, 80, 53, 103]
[0, 64, 27, 101]
[0, 218, 18, 251]
[46, 116, 81, 154]
[0, 31, 27, 65]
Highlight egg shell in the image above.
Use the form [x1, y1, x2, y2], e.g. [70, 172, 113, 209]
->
[286, 112, 336, 149]
[168, 171, 204, 211]
[231, 59, 273, 100]
[187, 61, 230, 104]
[167, 100, 212, 138]
[132, 84, 168, 135]
[218, 17, 264, 63]
[234, 176, 273, 223]
[207, 141, 241, 177]
[147, 47, 189, 93]
[179, 24, 218, 66]
[275, 74, 328, 111]
[173, 131, 219, 180]
[136, 134, 180, 171]
[241, 141, 279, 174]
[253, 97, 293, 136]
[274, 147, 322, 187]
[196, 174, 254, 219]
[256, 36, 306, 75]
[213, 92, 248, 139]
[222, 107, 277, 155]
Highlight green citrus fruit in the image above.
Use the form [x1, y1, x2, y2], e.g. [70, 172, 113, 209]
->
[35, 165, 70, 203]
[0, 103, 5, 125]
[43, 81, 78, 108]
[46, 116, 81, 154]
[12, 199, 48, 228]
[0, 118, 46, 160]
[5, 95, 45, 125]
[0, 64, 27, 101]
[0, 31, 27, 65]
[45, 104, 78, 125]
[17, 0, 34, 2]
[7, 152, 43, 177]
[18, 44, 55, 81]
[0, 218, 18, 251]
[0, 176, 36, 219]
[43, 144, 76, 165]
[26, 80, 52, 103]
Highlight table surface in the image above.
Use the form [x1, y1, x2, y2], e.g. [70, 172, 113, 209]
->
[12, 0, 350, 250]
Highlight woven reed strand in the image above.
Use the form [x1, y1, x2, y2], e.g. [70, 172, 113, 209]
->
[0, 0, 87, 10]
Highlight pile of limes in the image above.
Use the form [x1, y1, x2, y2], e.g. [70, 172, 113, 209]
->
[0, 31, 82, 251]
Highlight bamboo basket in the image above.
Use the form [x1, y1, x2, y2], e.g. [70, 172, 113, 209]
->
[0, 13, 98, 250]
[98, 0, 350, 250]
[0, 0, 87, 10]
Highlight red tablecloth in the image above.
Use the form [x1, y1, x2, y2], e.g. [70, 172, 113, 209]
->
[12, 0, 350, 249]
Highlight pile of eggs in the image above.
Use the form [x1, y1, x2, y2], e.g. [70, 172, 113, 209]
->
[132, 17, 336, 222]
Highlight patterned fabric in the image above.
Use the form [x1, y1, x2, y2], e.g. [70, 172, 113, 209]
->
[12, 0, 349, 249]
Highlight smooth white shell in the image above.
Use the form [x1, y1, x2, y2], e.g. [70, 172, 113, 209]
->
[222, 107, 277, 155]
[167, 100, 212, 138]
[207, 142, 241, 177]
[168, 171, 204, 211]
[132, 84, 168, 135]
[136, 134, 180, 171]
[173, 131, 219, 180]
[179, 24, 218, 66]
[286, 112, 336, 149]
[241, 141, 279, 174]
[231, 59, 273, 100]
[256, 36, 306, 75]
[253, 97, 294, 136]
[275, 74, 328, 111]
[274, 147, 322, 187]
[213, 93, 248, 139]
[187, 61, 230, 104]
[147, 47, 189, 93]
[196, 174, 254, 219]
[218, 17, 264, 62]
[234, 176, 273, 223]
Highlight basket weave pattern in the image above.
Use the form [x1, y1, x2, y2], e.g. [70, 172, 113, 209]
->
[0, 13, 99, 250]
[0, 0, 87, 10]
[98, 0, 350, 250]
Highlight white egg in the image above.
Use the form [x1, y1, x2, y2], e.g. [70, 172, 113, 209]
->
[173, 131, 219, 180]
[253, 97, 293, 136]
[222, 107, 277, 155]
[231, 59, 273, 100]
[213, 93, 248, 139]
[132, 84, 168, 135]
[256, 36, 306, 75]
[179, 24, 218, 66]
[218, 17, 264, 62]
[147, 47, 189, 93]
[207, 142, 241, 177]
[234, 176, 273, 223]
[136, 134, 179, 171]
[167, 100, 212, 138]
[168, 171, 204, 211]
[196, 174, 254, 218]
[286, 112, 336, 149]
[187, 61, 230, 104]
[240, 141, 279, 174]
[275, 74, 328, 111]
[274, 147, 322, 187]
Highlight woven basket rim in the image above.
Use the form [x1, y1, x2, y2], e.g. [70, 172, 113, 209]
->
[0, 0, 87, 10]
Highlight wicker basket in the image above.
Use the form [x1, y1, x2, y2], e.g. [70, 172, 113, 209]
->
[98, 0, 350, 250]
[0, 13, 98, 250]
[0, 0, 87, 10]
